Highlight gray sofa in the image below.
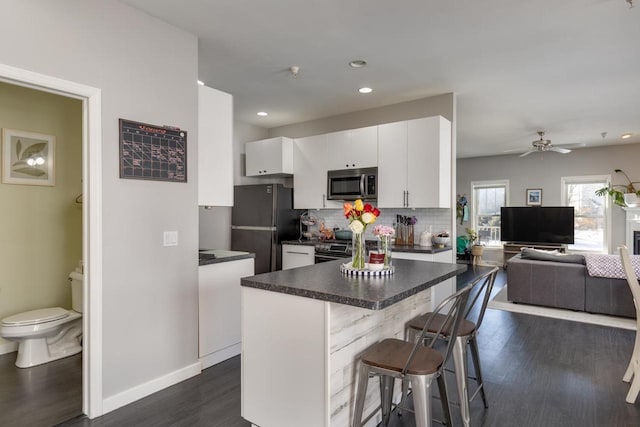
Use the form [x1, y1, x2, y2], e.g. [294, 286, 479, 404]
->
[506, 250, 636, 318]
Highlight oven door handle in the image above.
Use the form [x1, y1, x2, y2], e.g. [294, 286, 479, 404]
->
[315, 253, 348, 262]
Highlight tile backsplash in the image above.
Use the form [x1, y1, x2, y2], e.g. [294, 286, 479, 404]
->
[309, 208, 452, 240]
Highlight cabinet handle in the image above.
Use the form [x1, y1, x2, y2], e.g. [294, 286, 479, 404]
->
[286, 251, 311, 255]
[322, 194, 326, 208]
[406, 191, 410, 207]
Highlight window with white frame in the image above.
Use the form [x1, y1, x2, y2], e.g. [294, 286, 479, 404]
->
[471, 180, 509, 247]
[561, 175, 610, 253]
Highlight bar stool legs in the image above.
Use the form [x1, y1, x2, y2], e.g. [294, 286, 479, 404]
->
[380, 376, 394, 425]
[452, 337, 471, 427]
[469, 336, 488, 408]
[451, 334, 489, 427]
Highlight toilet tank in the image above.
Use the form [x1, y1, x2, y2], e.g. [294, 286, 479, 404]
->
[69, 271, 83, 313]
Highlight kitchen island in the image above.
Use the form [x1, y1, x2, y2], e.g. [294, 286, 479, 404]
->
[241, 258, 465, 427]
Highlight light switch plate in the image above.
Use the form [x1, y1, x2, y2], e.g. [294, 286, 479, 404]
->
[163, 231, 178, 246]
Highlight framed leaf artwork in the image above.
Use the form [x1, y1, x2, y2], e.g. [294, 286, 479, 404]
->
[2, 128, 55, 186]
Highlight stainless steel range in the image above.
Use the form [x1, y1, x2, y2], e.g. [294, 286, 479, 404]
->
[314, 240, 378, 263]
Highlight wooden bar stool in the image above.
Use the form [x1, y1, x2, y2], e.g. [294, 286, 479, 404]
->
[619, 246, 640, 404]
[352, 283, 473, 427]
[405, 266, 498, 427]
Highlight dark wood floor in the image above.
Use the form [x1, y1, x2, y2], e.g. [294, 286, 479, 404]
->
[7, 268, 640, 427]
[56, 356, 249, 427]
[0, 351, 82, 427]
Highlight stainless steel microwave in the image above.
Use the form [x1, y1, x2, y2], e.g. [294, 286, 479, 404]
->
[327, 167, 377, 201]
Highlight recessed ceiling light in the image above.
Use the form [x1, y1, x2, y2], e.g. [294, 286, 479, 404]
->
[257, 111, 268, 117]
[349, 60, 367, 68]
[197, 80, 205, 86]
[358, 87, 373, 94]
[621, 132, 633, 139]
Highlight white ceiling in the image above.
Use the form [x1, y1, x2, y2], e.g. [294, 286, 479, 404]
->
[121, 0, 640, 158]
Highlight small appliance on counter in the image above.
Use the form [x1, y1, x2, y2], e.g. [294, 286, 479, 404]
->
[419, 226, 433, 247]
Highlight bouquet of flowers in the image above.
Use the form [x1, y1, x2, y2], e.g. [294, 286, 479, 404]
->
[343, 199, 380, 233]
[373, 225, 395, 267]
[343, 199, 380, 269]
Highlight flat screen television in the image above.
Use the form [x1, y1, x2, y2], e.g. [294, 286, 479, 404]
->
[500, 206, 574, 244]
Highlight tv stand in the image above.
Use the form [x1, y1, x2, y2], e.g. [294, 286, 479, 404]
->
[503, 242, 567, 268]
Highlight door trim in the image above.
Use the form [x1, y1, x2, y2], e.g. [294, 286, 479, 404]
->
[0, 63, 104, 418]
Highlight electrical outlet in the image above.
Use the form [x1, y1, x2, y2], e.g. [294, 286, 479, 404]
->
[163, 231, 178, 246]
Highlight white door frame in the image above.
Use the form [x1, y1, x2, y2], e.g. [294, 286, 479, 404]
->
[0, 63, 103, 418]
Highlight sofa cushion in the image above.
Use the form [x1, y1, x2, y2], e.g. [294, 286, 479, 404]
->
[520, 247, 585, 264]
[507, 255, 586, 311]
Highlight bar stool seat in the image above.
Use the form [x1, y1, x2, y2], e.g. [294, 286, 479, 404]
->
[362, 338, 444, 376]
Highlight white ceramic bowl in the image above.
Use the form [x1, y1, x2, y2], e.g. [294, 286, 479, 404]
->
[433, 236, 450, 247]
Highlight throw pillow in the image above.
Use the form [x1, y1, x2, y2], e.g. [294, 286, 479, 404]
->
[520, 247, 586, 264]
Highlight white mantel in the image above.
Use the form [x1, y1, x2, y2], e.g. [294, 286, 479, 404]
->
[623, 207, 640, 253]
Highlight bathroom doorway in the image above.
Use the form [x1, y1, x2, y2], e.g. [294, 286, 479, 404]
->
[0, 81, 83, 425]
[0, 64, 103, 421]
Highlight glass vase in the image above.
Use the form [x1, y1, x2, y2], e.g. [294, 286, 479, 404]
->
[378, 235, 392, 267]
[351, 231, 366, 270]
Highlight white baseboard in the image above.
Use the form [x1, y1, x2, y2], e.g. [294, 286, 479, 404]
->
[0, 341, 18, 355]
[199, 342, 241, 370]
[102, 362, 201, 414]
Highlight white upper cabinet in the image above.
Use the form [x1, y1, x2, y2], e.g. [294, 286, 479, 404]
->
[245, 137, 294, 176]
[293, 134, 331, 209]
[198, 85, 233, 206]
[377, 121, 408, 208]
[325, 126, 378, 170]
[377, 116, 451, 208]
[407, 116, 451, 208]
[292, 135, 343, 209]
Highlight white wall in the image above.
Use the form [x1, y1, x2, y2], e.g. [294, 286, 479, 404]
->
[0, 82, 82, 352]
[457, 143, 640, 253]
[0, 0, 199, 406]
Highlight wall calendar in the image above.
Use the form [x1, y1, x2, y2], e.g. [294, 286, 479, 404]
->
[119, 119, 187, 183]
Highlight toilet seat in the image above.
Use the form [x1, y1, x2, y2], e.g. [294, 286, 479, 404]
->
[1, 307, 69, 327]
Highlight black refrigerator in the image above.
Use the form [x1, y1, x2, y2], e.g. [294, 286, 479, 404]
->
[231, 184, 301, 273]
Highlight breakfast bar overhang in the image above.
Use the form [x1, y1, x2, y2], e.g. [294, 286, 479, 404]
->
[240, 258, 466, 427]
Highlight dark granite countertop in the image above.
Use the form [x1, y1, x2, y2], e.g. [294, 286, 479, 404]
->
[199, 249, 255, 266]
[240, 258, 466, 310]
[281, 240, 452, 254]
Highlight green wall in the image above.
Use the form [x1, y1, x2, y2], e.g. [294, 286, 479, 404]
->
[0, 82, 82, 351]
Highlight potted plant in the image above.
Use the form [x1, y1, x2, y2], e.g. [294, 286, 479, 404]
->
[466, 227, 484, 256]
[595, 169, 640, 207]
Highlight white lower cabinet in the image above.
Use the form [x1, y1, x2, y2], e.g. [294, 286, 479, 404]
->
[282, 244, 314, 269]
[198, 257, 254, 369]
[393, 250, 454, 308]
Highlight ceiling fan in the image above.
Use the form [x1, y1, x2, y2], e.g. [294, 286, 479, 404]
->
[519, 131, 571, 157]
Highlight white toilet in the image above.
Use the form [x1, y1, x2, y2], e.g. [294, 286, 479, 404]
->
[0, 267, 83, 368]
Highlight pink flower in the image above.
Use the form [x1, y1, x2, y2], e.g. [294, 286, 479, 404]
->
[373, 225, 395, 237]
